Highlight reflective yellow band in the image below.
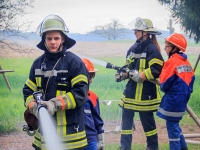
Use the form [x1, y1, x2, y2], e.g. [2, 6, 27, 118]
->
[149, 58, 163, 67]
[124, 103, 160, 111]
[144, 68, 154, 80]
[64, 138, 87, 149]
[61, 130, 86, 141]
[156, 85, 161, 99]
[33, 130, 87, 150]
[120, 96, 161, 111]
[123, 97, 161, 105]
[25, 95, 34, 107]
[25, 79, 37, 92]
[56, 110, 67, 126]
[121, 130, 132, 135]
[135, 82, 143, 101]
[64, 92, 76, 109]
[71, 74, 88, 87]
[119, 100, 124, 107]
[139, 59, 146, 72]
[145, 129, 157, 137]
[35, 77, 41, 88]
[57, 124, 67, 136]
[56, 90, 66, 96]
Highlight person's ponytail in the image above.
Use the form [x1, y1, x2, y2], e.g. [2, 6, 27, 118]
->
[151, 35, 161, 53]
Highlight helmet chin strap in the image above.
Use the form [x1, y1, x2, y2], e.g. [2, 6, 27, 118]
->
[44, 42, 63, 53]
[169, 46, 179, 58]
[138, 31, 148, 43]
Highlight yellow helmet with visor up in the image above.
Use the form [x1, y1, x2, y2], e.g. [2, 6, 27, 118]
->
[36, 14, 69, 36]
[36, 14, 76, 50]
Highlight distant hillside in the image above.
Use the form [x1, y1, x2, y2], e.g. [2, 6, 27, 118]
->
[0, 29, 193, 43]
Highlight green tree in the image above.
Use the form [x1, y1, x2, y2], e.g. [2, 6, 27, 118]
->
[0, 0, 33, 52]
[158, 0, 200, 43]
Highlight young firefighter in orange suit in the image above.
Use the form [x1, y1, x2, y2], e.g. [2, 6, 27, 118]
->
[115, 17, 164, 150]
[81, 58, 104, 150]
[156, 33, 195, 150]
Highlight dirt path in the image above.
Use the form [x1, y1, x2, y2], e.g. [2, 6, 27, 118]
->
[0, 120, 200, 150]
[0, 41, 199, 58]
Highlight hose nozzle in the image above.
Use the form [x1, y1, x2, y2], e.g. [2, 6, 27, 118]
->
[106, 62, 114, 69]
[106, 62, 121, 70]
[33, 91, 45, 111]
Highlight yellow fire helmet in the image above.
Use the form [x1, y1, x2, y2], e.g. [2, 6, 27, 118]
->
[36, 14, 76, 50]
[36, 14, 69, 37]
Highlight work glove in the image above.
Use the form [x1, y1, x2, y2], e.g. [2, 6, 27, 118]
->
[40, 96, 67, 115]
[115, 72, 128, 82]
[28, 101, 39, 118]
[97, 133, 104, 150]
[129, 70, 146, 83]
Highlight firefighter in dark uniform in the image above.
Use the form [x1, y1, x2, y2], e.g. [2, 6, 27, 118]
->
[115, 17, 164, 150]
[23, 14, 89, 150]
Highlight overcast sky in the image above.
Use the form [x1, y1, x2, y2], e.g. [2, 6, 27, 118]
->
[20, 0, 182, 34]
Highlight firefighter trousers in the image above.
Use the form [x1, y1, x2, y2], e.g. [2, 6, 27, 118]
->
[166, 120, 187, 150]
[120, 108, 158, 150]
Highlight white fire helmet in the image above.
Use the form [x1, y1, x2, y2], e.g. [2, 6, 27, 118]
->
[128, 17, 154, 31]
[36, 14, 69, 36]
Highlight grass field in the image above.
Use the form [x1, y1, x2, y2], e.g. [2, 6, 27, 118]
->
[0, 54, 200, 149]
[0, 55, 200, 126]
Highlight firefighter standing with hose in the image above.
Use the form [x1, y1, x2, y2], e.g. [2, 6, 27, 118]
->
[81, 58, 104, 150]
[115, 17, 164, 150]
[156, 33, 195, 150]
[23, 14, 89, 150]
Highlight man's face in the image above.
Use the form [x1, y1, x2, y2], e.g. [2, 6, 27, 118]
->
[45, 31, 63, 53]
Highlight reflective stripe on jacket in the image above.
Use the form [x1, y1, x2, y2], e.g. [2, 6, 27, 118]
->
[119, 37, 164, 111]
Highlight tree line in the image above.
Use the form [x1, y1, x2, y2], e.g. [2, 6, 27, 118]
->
[1, 0, 200, 53]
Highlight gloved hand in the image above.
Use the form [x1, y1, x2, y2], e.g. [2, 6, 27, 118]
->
[28, 101, 39, 118]
[40, 96, 67, 115]
[129, 70, 146, 83]
[24, 108, 39, 130]
[115, 72, 128, 82]
[97, 133, 104, 150]
[40, 100, 56, 115]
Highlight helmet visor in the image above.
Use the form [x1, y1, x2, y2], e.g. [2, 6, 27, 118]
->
[128, 17, 149, 30]
[36, 14, 69, 36]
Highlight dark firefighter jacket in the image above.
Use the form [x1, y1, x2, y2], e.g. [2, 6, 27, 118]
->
[23, 46, 89, 150]
[84, 90, 104, 143]
[119, 37, 164, 112]
[156, 53, 195, 121]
